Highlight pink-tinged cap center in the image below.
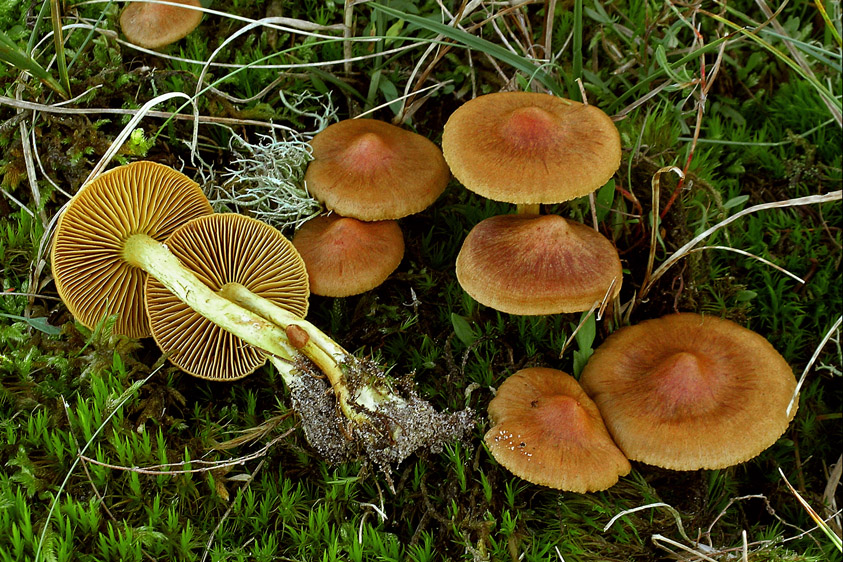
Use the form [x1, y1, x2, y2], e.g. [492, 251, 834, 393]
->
[343, 132, 393, 168]
[650, 351, 720, 418]
[501, 107, 559, 150]
[539, 394, 594, 441]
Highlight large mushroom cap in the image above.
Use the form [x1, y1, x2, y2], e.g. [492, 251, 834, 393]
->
[485, 367, 631, 492]
[304, 119, 450, 221]
[120, 0, 203, 50]
[292, 214, 404, 297]
[455, 214, 622, 315]
[442, 92, 621, 204]
[145, 213, 309, 381]
[580, 313, 798, 470]
[51, 161, 213, 338]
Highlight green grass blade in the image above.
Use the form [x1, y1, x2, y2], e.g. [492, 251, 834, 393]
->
[572, 0, 583, 96]
[0, 29, 68, 98]
[701, 10, 841, 117]
[50, 0, 71, 98]
[370, 3, 564, 96]
[815, 0, 843, 48]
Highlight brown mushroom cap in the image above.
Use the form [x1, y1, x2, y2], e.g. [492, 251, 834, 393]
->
[485, 367, 631, 492]
[291, 214, 404, 297]
[304, 119, 450, 221]
[442, 92, 621, 204]
[145, 213, 309, 381]
[51, 161, 213, 338]
[120, 0, 203, 50]
[580, 313, 798, 470]
[455, 214, 622, 315]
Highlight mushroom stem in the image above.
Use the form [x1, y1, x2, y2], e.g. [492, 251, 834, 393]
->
[220, 282, 394, 424]
[516, 203, 540, 215]
[122, 233, 300, 363]
[122, 233, 380, 426]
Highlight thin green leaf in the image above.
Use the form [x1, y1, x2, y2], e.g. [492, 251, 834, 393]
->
[0, 313, 61, 336]
[50, 0, 71, 98]
[0, 29, 68, 98]
[451, 313, 478, 347]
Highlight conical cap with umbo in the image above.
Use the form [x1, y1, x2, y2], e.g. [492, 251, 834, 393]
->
[292, 214, 404, 297]
[145, 213, 309, 381]
[442, 92, 621, 204]
[304, 119, 450, 221]
[580, 313, 798, 470]
[485, 367, 630, 492]
[51, 161, 213, 338]
[456, 214, 622, 315]
[120, 0, 203, 50]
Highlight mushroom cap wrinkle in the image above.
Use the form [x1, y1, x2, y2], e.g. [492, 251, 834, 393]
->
[442, 92, 622, 204]
[456, 214, 622, 315]
[485, 367, 631, 492]
[304, 119, 450, 221]
[580, 313, 798, 470]
[120, 0, 203, 50]
[51, 161, 213, 338]
[145, 213, 310, 381]
[292, 214, 404, 297]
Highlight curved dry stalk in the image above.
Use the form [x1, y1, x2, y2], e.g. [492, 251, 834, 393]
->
[639, 190, 842, 301]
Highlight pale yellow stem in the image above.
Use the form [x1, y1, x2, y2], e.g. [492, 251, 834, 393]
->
[220, 282, 377, 424]
[122, 234, 298, 365]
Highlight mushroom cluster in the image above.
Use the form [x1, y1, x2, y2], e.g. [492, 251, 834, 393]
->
[484, 313, 798, 491]
[442, 92, 624, 315]
[295, 118, 450, 297]
[51, 161, 472, 473]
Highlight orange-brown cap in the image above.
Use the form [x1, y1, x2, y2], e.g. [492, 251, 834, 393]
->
[51, 161, 213, 338]
[580, 313, 798, 470]
[120, 0, 203, 50]
[304, 119, 450, 221]
[485, 367, 631, 492]
[292, 214, 404, 297]
[442, 92, 621, 204]
[455, 214, 622, 315]
[145, 213, 309, 381]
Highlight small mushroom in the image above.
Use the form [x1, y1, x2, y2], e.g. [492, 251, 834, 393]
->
[455, 214, 622, 315]
[442, 92, 621, 206]
[51, 161, 213, 338]
[145, 213, 309, 381]
[291, 214, 404, 297]
[485, 367, 631, 492]
[580, 313, 798, 470]
[304, 119, 450, 221]
[120, 0, 203, 50]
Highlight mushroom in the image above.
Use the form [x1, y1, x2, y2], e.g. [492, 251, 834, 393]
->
[442, 91, 621, 213]
[456, 214, 622, 315]
[579, 313, 798, 470]
[304, 119, 450, 221]
[485, 367, 631, 492]
[51, 161, 473, 472]
[291, 214, 404, 297]
[120, 0, 203, 50]
[145, 213, 309, 381]
[50, 161, 213, 338]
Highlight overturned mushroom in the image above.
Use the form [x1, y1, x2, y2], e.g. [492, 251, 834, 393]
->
[51, 161, 212, 338]
[52, 161, 473, 474]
